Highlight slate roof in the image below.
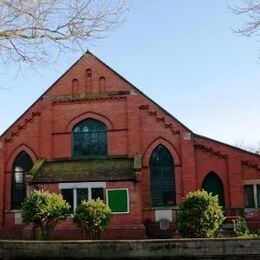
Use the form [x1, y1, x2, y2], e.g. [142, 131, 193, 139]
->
[29, 156, 141, 183]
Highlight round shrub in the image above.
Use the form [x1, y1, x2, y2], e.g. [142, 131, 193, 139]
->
[176, 190, 224, 238]
[21, 190, 70, 240]
[74, 198, 112, 239]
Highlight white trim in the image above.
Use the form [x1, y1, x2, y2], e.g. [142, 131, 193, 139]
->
[73, 187, 77, 212]
[106, 188, 129, 214]
[243, 180, 260, 185]
[59, 182, 106, 212]
[59, 182, 106, 189]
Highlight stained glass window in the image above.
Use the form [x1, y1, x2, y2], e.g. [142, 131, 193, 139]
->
[72, 118, 107, 157]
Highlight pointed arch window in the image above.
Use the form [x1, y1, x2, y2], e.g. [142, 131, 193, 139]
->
[12, 151, 33, 209]
[149, 145, 175, 207]
[202, 172, 225, 207]
[72, 118, 108, 157]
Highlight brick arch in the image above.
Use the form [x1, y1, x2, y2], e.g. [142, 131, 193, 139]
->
[66, 111, 113, 132]
[143, 137, 181, 167]
[6, 144, 37, 172]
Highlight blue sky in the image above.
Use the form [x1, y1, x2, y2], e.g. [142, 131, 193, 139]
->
[0, 0, 259, 147]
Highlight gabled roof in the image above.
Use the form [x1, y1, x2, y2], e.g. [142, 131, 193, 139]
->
[0, 50, 192, 138]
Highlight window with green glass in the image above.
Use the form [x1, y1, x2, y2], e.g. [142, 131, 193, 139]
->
[150, 145, 175, 207]
[72, 118, 107, 157]
[12, 151, 33, 209]
[107, 189, 129, 213]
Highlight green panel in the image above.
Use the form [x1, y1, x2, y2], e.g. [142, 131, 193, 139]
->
[107, 189, 128, 213]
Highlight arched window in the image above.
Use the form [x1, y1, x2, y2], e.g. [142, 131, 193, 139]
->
[149, 145, 175, 206]
[202, 172, 225, 207]
[12, 151, 33, 209]
[72, 118, 107, 157]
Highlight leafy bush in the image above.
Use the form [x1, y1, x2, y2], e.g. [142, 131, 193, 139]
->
[233, 217, 249, 237]
[74, 198, 112, 239]
[176, 190, 224, 238]
[21, 190, 70, 240]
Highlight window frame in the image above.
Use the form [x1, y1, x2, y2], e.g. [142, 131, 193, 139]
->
[244, 181, 260, 209]
[59, 182, 106, 212]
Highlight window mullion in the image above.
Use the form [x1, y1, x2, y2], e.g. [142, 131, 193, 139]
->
[88, 188, 91, 200]
[73, 187, 77, 212]
[253, 185, 257, 208]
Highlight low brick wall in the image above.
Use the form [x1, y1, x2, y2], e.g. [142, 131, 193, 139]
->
[0, 238, 260, 259]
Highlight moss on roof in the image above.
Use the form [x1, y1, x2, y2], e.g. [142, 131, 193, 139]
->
[29, 158, 45, 176]
[31, 157, 136, 183]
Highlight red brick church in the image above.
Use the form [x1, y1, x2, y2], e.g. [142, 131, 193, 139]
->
[0, 51, 259, 239]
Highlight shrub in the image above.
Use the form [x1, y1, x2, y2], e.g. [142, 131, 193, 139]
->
[74, 198, 112, 239]
[176, 190, 224, 238]
[233, 217, 249, 237]
[21, 190, 70, 240]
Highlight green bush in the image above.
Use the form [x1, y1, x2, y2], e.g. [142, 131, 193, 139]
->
[74, 198, 112, 239]
[176, 190, 224, 238]
[233, 217, 249, 237]
[21, 190, 70, 240]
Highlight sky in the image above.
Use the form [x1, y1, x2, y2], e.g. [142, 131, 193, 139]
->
[0, 0, 259, 148]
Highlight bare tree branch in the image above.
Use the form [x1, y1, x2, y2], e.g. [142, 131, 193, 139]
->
[229, 0, 260, 37]
[0, 0, 127, 66]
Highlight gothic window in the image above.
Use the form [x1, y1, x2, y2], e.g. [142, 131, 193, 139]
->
[12, 151, 33, 209]
[202, 172, 225, 207]
[149, 145, 175, 207]
[72, 118, 107, 157]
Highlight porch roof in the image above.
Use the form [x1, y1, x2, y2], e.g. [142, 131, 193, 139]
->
[29, 156, 141, 183]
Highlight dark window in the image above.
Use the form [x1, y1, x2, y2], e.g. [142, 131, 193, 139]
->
[91, 188, 104, 200]
[61, 187, 104, 213]
[77, 188, 88, 205]
[244, 185, 255, 208]
[149, 145, 175, 207]
[244, 184, 260, 208]
[72, 119, 107, 157]
[62, 189, 74, 213]
[202, 172, 225, 207]
[257, 185, 260, 208]
[12, 151, 33, 209]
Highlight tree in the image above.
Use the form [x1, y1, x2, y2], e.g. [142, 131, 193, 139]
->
[233, 140, 260, 155]
[21, 190, 70, 240]
[176, 190, 224, 238]
[230, 0, 260, 37]
[0, 0, 126, 66]
[73, 198, 112, 239]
